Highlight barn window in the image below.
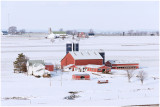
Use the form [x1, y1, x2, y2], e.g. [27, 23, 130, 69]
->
[98, 68, 101, 71]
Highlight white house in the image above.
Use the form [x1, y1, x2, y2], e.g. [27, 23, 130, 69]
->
[27, 60, 50, 77]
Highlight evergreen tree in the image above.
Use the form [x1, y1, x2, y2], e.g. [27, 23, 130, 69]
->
[13, 53, 28, 73]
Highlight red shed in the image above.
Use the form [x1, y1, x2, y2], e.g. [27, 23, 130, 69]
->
[61, 51, 103, 69]
[45, 63, 54, 71]
[85, 64, 111, 73]
[72, 74, 90, 80]
[105, 60, 139, 70]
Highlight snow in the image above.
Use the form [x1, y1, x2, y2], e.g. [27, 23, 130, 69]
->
[85, 64, 105, 68]
[69, 51, 103, 60]
[108, 60, 138, 64]
[73, 73, 90, 76]
[1, 35, 159, 106]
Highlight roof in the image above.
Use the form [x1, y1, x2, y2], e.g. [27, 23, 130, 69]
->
[107, 60, 138, 64]
[69, 51, 103, 60]
[45, 62, 53, 65]
[73, 74, 90, 76]
[63, 64, 75, 68]
[28, 60, 45, 66]
[53, 31, 66, 34]
[85, 64, 105, 68]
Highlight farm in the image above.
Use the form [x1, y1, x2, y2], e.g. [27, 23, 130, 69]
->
[1, 35, 159, 106]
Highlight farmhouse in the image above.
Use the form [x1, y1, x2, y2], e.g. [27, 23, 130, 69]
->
[72, 73, 90, 80]
[27, 60, 50, 77]
[85, 64, 111, 73]
[61, 51, 103, 68]
[105, 60, 139, 70]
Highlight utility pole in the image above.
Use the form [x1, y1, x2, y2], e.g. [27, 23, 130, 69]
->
[50, 77, 52, 87]
[61, 70, 63, 86]
[8, 13, 10, 29]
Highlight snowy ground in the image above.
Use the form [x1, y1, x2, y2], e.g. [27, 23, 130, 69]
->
[1, 35, 159, 106]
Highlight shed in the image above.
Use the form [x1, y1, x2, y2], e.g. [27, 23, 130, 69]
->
[45, 62, 54, 71]
[72, 74, 90, 80]
[85, 64, 111, 73]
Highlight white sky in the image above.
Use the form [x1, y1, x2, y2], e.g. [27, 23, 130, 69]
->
[1, 1, 159, 32]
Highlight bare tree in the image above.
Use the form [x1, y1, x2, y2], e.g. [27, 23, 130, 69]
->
[126, 70, 134, 82]
[71, 30, 77, 40]
[54, 63, 59, 70]
[8, 26, 17, 35]
[137, 70, 147, 85]
[19, 29, 25, 34]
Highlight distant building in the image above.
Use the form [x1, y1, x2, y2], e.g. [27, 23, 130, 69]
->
[53, 31, 67, 36]
[2, 31, 8, 35]
[105, 60, 139, 70]
[88, 29, 95, 36]
[77, 32, 86, 38]
[88, 32, 95, 36]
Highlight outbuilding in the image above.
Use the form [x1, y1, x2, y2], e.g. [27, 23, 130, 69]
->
[72, 74, 90, 80]
[45, 62, 54, 71]
[61, 51, 103, 69]
[63, 64, 77, 71]
[105, 60, 139, 70]
[85, 64, 111, 73]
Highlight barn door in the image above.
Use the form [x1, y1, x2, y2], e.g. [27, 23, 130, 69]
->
[81, 76, 85, 80]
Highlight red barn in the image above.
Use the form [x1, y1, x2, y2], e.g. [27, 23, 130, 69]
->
[77, 32, 86, 38]
[45, 63, 54, 71]
[61, 51, 103, 69]
[72, 74, 90, 80]
[105, 60, 139, 70]
[85, 64, 111, 73]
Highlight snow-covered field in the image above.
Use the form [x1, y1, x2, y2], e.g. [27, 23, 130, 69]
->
[1, 35, 159, 106]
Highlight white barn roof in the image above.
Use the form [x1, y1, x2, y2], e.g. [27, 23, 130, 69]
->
[69, 51, 103, 60]
[85, 64, 105, 68]
[108, 60, 138, 64]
